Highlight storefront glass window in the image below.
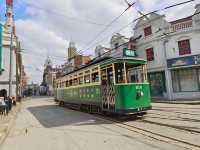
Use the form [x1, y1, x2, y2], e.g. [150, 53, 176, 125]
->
[172, 71, 180, 92]
[179, 69, 198, 92]
[172, 68, 199, 92]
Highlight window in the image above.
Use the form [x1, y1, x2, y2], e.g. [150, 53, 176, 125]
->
[144, 26, 152, 37]
[114, 43, 119, 49]
[84, 75, 91, 83]
[178, 39, 191, 55]
[146, 48, 154, 61]
[115, 64, 125, 83]
[92, 72, 99, 83]
[65, 81, 69, 87]
[179, 69, 198, 91]
[69, 80, 72, 86]
[148, 72, 166, 96]
[172, 68, 199, 92]
[127, 65, 145, 83]
[130, 44, 135, 50]
[73, 78, 78, 86]
[79, 76, 84, 85]
[171, 71, 179, 92]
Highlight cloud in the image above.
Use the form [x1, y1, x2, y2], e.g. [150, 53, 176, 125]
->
[16, 19, 67, 83]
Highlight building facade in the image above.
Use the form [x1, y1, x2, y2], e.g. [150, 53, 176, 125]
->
[133, 4, 200, 100]
[95, 33, 136, 59]
[0, 25, 17, 98]
[41, 57, 57, 96]
[0, 0, 24, 99]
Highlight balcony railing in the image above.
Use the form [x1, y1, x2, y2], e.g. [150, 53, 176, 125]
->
[170, 20, 193, 32]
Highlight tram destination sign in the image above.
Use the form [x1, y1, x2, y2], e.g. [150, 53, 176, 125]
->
[123, 48, 137, 57]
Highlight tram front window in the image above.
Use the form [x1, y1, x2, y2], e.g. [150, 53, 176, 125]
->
[115, 63, 147, 84]
[127, 64, 147, 83]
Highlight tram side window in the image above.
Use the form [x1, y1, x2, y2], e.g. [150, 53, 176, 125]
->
[69, 80, 72, 86]
[84, 75, 91, 83]
[92, 72, 99, 83]
[101, 69, 107, 85]
[79, 76, 84, 85]
[63, 82, 65, 87]
[65, 81, 68, 87]
[115, 64, 125, 83]
[73, 78, 78, 86]
[107, 68, 114, 84]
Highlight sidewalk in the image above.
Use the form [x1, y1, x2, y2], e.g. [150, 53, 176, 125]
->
[0, 102, 21, 146]
[152, 98, 200, 105]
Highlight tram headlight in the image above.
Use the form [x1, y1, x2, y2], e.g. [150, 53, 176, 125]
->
[136, 91, 144, 99]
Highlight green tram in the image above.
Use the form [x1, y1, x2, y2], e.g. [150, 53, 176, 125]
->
[54, 57, 152, 115]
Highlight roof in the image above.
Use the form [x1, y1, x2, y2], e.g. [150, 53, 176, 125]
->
[170, 16, 192, 24]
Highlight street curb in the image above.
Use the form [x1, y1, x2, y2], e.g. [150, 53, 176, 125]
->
[153, 101, 200, 105]
[0, 103, 22, 147]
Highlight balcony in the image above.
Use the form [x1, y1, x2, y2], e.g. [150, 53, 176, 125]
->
[170, 20, 193, 32]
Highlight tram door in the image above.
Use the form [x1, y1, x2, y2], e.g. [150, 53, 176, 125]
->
[101, 66, 115, 112]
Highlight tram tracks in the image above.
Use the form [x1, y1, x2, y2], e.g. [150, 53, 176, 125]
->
[139, 119, 200, 134]
[60, 104, 200, 149]
[94, 114, 200, 150]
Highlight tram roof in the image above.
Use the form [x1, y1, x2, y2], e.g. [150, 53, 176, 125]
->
[63, 56, 146, 77]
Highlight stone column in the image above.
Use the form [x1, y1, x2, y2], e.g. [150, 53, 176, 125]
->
[163, 39, 174, 100]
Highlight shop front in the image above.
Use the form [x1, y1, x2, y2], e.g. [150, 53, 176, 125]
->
[148, 71, 166, 97]
[168, 55, 200, 99]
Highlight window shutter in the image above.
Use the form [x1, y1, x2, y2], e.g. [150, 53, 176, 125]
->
[178, 39, 191, 55]
[144, 26, 152, 37]
[146, 48, 154, 61]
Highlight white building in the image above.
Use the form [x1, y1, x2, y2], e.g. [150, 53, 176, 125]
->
[95, 33, 135, 59]
[133, 4, 200, 100]
[0, 24, 17, 98]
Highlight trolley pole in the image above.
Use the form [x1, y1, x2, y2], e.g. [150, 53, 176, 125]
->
[9, 27, 14, 97]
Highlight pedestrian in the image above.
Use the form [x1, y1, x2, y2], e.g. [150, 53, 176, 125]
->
[12, 97, 16, 106]
[0, 97, 8, 115]
[4, 97, 9, 114]
[8, 97, 12, 111]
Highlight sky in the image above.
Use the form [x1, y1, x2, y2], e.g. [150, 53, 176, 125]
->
[0, 0, 199, 84]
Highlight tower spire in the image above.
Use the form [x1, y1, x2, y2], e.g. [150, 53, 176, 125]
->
[5, 0, 14, 31]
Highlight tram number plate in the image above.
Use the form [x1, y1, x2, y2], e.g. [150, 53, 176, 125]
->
[136, 86, 143, 90]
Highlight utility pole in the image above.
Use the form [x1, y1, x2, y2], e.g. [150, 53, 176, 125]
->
[9, 26, 14, 97]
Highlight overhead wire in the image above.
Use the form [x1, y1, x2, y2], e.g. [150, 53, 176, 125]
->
[16, 0, 198, 68]
[19, 0, 200, 64]
[79, 0, 196, 56]
[81, 2, 136, 51]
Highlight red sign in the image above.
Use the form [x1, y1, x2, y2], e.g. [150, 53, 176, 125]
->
[6, 0, 13, 6]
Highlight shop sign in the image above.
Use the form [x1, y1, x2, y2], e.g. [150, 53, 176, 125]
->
[123, 48, 137, 57]
[167, 55, 200, 68]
